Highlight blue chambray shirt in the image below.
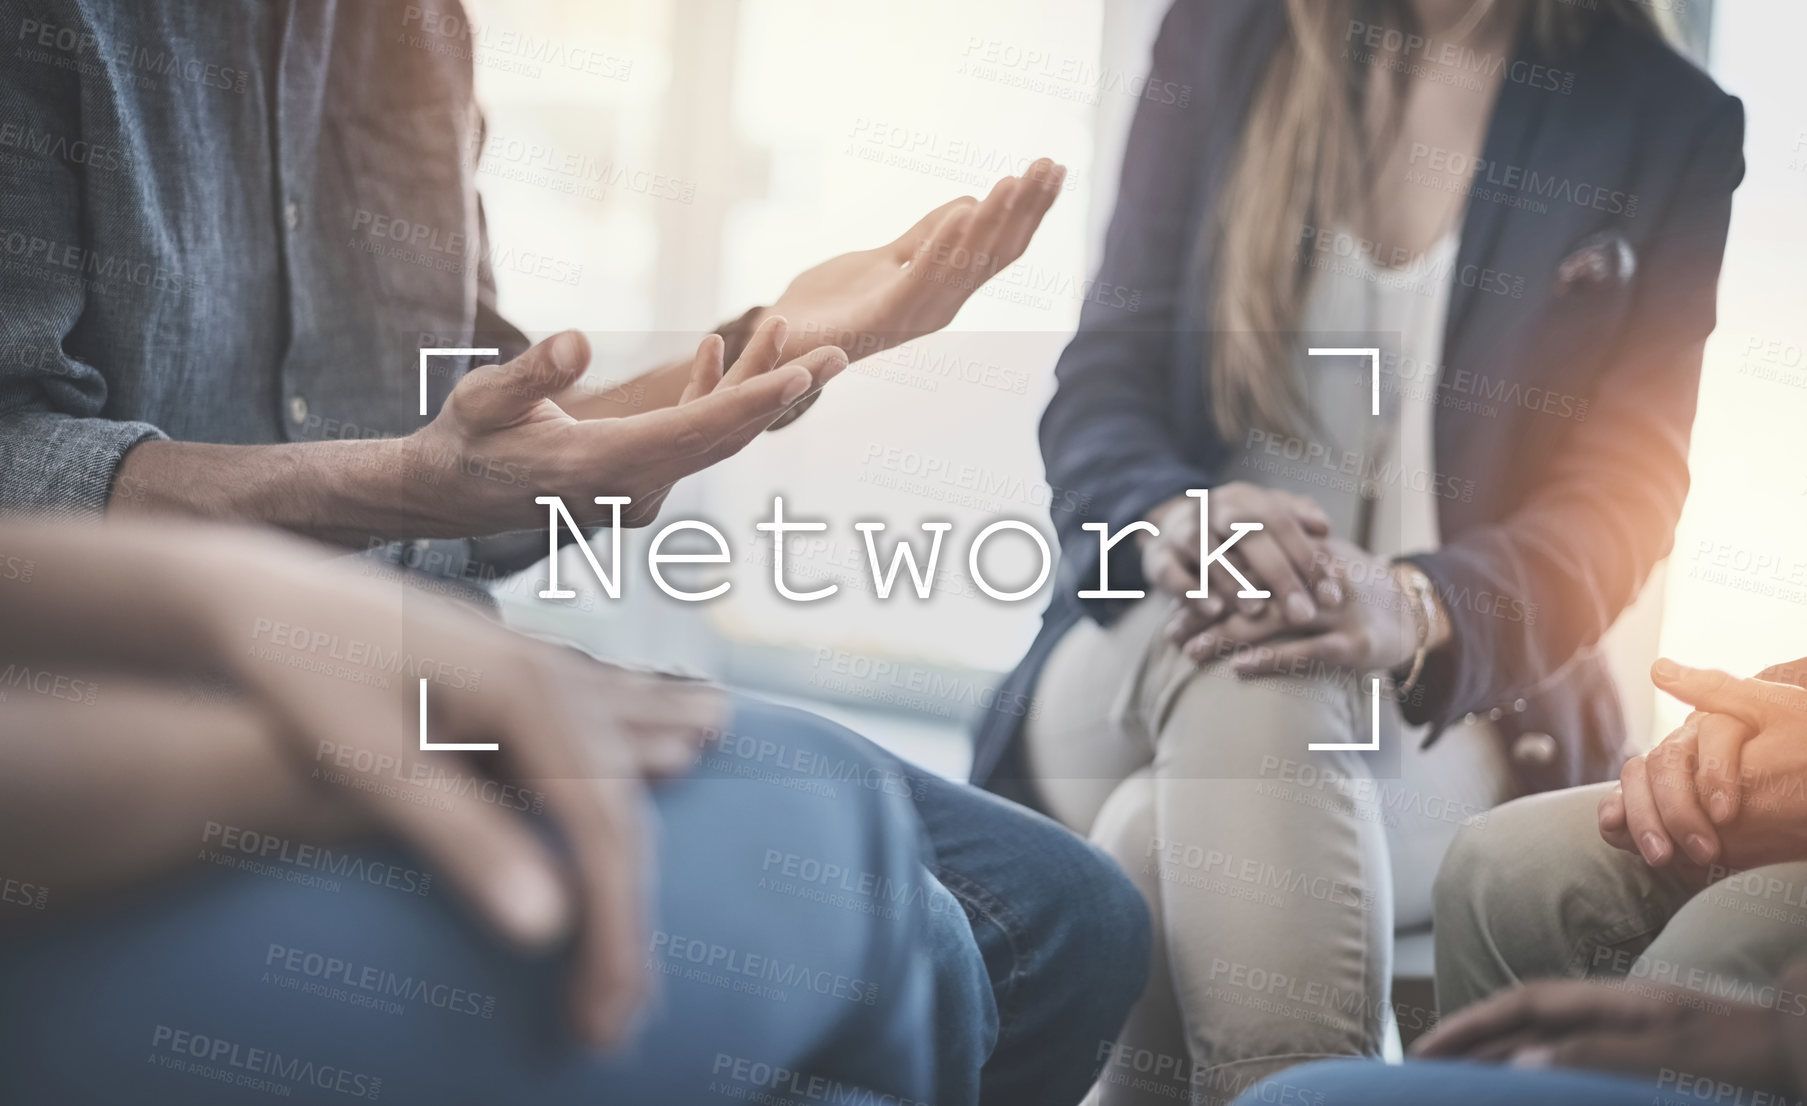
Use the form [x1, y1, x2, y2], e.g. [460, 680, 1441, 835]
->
[0, 0, 525, 564]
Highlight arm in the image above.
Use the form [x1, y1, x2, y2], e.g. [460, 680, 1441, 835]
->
[0, 684, 349, 925]
[0, 22, 163, 513]
[1401, 97, 1746, 728]
[111, 322, 842, 540]
[1039, 0, 1221, 615]
[0, 517, 724, 1044]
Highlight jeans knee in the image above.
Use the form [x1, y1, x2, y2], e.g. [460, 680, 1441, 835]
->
[1040, 830, 1153, 1037]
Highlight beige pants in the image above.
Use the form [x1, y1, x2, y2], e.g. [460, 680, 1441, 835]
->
[1434, 781, 1807, 1014]
[1025, 596, 1445, 1105]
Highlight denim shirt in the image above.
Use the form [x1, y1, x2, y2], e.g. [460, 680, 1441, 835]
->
[0, 0, 524, 540]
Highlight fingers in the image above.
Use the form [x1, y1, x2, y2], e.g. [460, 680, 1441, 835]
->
[719, 314, 790, 389]
[1230, 631, 1354, 677]
[904, 202, 980, 290]
[982, 158, 1065, 267]
[1597, 785, 1636, 852]
[609, 356, 818, 463]
[1537, 1028, 1677, 1079]
[1230, 524, 1320, 626]
[680, 334, 725, 404]
[1695, 711, 1753, 825]
[1165, 601, 1215, 650]
[502, 673, 650, 1048]
[888, 196, 979, 263]
[1143, 537, 1201, 599]
[1645, 718, 1720, 866]
[1651, 659, 1807, 726]
[702, 346, 850, 458]
[1412, 980, 1655, 1059]
[585, 670, 727, 778]
[1619, 754, 1675, 866]
[543, 768, 647, 1047]
[1205, 486, 1334, 616]
[377, 771, 573, 949]
[1414, 985, 1547, 1058]
[450, 330, 590, 425]
[1179, 606, 1290, 665]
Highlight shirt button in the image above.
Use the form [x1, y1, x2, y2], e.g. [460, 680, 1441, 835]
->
[1513, 698, 1528, 713]
[287, 394, 309, 423]
[284, 201, 300, 230]
[1511, 732, 1559, 768]
[1488, 707, 1504, 721]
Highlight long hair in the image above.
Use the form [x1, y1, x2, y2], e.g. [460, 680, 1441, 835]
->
[1207, 0, 1662, 440]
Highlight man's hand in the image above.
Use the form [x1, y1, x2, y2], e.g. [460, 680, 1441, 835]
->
[1601, 659, 1807, 870]
[205, 537, 726, 1047]
[0, 519, 730, 1047]
[400, 316, 846, 534]
[1411, 972, 1802, 1101]
[758, 159, 1066, 362]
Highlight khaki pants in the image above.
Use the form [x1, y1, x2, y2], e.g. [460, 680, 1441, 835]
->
[1433, 781, 1807, 1014]
[1026, 596, 1508, 1105]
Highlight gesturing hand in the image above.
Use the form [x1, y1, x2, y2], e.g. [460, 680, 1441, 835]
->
[1410, 970, 1803, 1099]
[1600, 660, 1807, 869]
[762, 158, 1067, 361]
[210, 539, 726, 1047]
[401, 316, 847, 534]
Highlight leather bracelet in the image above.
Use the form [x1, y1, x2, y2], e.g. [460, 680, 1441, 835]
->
[713, 306, 820, 431]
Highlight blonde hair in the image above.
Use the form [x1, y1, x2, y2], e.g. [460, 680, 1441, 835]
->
[1207, 0, 1660, 439]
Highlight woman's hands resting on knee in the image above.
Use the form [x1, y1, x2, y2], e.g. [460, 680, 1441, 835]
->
[1140, 482, 1341, 638]
[1162, 536, 1420, 679]
[1600, 659, 1807, 871]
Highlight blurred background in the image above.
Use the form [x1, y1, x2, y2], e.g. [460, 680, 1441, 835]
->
[472, 0, 1807, 779]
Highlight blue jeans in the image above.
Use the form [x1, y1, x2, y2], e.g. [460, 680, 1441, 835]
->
[1236, 1059, 1680, 1106]
[0, 696, 1147, 1105]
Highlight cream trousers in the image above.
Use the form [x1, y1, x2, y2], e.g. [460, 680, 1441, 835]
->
[1025, 596, 1510, 1105]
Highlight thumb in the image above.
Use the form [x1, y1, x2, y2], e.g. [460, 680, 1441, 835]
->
[450, 330, 590, 426]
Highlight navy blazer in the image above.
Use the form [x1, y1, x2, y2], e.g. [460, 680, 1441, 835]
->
[972, 0, 1745, 806]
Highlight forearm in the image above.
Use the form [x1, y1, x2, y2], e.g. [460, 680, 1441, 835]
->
[0, 685, 358, 926]
[0, 520, 288, 675]
[110, 436, 425, 545]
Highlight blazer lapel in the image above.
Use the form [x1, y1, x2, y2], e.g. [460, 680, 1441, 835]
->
[1443, 23, 1554, 371]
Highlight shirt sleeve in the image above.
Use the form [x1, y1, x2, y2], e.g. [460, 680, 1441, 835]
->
[0, 2, 164, 515]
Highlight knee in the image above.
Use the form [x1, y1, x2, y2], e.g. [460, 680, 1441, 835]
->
[1432, 805, 1516, 940]
[1161, 665, 1360, 774]
[1433, 792, 1573, 953]
[1654, 864, 1807, 985]
[1030, 823, 1153, 1040]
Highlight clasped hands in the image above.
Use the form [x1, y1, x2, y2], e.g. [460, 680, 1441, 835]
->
[1599, 658, 1807, 871]
[1141, 483, 1420, 679]
[396, 159, 1066, 538]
